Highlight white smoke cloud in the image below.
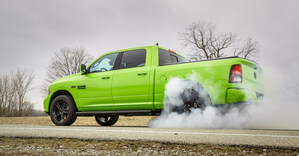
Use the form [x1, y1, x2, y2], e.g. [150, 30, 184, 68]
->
[149, 66, 299, 130]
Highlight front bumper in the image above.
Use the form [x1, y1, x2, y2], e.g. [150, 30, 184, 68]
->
[43, 95, 51, 113]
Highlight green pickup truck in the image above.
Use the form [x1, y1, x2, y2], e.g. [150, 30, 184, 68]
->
[44, 45, 263, 126]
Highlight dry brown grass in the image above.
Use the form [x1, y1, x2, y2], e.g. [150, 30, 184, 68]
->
[0, 116, 156, 127]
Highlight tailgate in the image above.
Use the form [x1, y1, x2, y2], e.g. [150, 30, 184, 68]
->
[241, 59, 264, 95]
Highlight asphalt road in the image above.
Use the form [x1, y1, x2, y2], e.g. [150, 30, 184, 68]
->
[0, 124, 299, 148]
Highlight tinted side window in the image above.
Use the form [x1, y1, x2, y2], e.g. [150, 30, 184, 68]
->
[120, 49, 146, 69]
[178, 55, 186, 62]
[170, 55, 178, 62]
[89, 53, 118, 73]
[159, 49, 186, 66]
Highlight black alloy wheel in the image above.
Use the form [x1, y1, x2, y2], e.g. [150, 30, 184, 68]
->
[95, 115, 119, 126]
[50, 95, 77, 126]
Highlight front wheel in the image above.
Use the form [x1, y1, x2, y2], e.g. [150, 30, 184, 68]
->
[95, 115, 119, 126]
[50, 95, 77, 126]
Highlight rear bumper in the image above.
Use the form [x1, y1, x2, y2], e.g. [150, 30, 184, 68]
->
[226, 88, 262, 104]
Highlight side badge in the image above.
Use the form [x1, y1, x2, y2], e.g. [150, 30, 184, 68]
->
[77, 85, 86, 89]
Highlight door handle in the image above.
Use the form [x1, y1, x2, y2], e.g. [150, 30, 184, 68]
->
[102, 77, 110, 79]
[137, 73, 147, 76]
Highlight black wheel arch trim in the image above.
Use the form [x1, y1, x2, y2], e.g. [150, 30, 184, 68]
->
[49, 90, 78, 112]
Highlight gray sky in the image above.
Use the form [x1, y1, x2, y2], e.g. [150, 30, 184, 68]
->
[0, 0, 298, 110]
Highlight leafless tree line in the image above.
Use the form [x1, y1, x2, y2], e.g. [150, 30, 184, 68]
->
[180, 21, 259, 61]
[0, 69, 35, 117]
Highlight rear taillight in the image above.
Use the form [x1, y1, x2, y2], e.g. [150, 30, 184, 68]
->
[229, 64, 242, 83]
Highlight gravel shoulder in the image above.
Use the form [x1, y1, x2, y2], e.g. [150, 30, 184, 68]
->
[1, 137, 299, 156]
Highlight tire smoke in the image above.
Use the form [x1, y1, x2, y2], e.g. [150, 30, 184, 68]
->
[149, 68, 299, 130]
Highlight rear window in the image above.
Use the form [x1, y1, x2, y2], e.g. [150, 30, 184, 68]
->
[120, 49, 146, 69]
[159, 49, 186, 66]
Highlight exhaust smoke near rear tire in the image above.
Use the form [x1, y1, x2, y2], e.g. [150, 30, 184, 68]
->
[149, 73, 299, 130]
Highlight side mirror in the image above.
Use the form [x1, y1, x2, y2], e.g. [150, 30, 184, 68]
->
[80, 64, 87, 74]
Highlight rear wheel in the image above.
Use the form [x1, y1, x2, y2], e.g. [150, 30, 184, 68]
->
[50, 95, 77, 126]
[170, 81, 211, 114]
[183, 95, 205, 113]
[95, 115, 119, 126]
[172, 92, 206, 113]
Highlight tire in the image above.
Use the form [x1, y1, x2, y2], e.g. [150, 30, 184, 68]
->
[95, 115, 119, 126]
[169, 81, 211, 114]
[50, 95, 77, 126]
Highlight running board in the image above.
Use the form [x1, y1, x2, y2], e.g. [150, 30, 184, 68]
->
[76, 110, 160, 116]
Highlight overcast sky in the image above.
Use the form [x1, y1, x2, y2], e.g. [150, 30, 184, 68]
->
[0, 0, 298, 110]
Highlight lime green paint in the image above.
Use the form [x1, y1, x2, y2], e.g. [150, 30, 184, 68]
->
[226, 88, 258, 104]
[44, 45, 263, 113]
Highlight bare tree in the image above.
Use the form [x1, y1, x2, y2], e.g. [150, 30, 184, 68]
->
[0, 69, 35, 117]
[13, 69, 34, 116]
[0, 75, 16, 116]
[234, 37, 259, 59]
[180, 21, 259, 61]
[0, 75, 9, 115]
[22, 101, 34, 116]
[42, 47, 94, 94]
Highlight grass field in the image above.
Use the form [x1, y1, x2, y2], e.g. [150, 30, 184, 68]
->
[0, 116, 155, 127]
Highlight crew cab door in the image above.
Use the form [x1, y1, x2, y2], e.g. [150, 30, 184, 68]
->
[76, 53, 119, 111]
[112, 49, 152, 110]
